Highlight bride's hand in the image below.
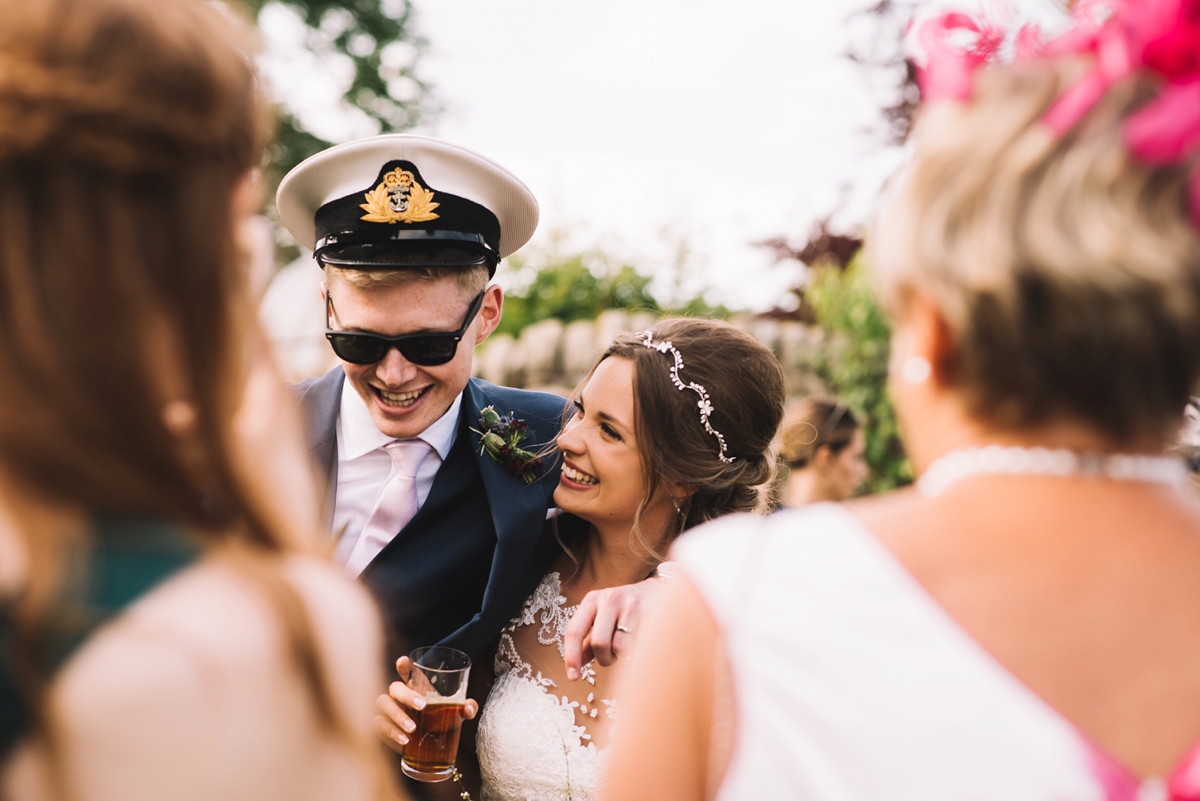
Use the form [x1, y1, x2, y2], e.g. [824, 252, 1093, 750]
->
[374, 656, 479, 754]
[563, 580, 657, 678]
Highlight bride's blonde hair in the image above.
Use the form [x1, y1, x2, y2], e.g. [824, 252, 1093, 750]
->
[871, 61, 1200, 445]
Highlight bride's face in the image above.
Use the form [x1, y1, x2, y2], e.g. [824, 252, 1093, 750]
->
[554, 356, 657, 530]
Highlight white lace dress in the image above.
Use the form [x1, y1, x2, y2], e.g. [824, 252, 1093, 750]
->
[476, 572, 617, 801]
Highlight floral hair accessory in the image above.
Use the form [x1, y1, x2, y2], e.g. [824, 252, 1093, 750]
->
[912, 0, 1200, 227]
[914, 11, 1005, 102]
[472, 405, 545, 484]
[636, 331, 735, 465]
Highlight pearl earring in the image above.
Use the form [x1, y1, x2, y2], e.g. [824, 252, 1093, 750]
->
[900, 356, 932, 384]
[162, 399, 197, 434]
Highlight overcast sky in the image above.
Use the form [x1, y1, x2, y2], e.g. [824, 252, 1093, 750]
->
[259, 0, 1066, 310]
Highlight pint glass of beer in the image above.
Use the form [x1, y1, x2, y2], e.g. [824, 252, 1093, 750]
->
[401, 645, 472, 782]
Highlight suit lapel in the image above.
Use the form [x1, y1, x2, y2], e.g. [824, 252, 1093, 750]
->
[296, 366, 344, 534]
[445, 379, 558, 651]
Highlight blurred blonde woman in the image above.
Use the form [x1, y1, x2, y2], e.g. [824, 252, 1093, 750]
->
[603, 3, 1200, 799]
[777, 397, 868, 505]
[0, 1, 396, 799]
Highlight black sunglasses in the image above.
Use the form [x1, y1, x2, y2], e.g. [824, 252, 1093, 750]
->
[324, 289, 486, 366]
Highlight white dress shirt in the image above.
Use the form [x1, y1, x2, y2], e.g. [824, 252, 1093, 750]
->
[331, 386, 463, 566]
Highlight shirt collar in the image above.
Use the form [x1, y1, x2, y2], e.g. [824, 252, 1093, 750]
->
[339, 384, 463, 461]
[421, 392, 462, 460]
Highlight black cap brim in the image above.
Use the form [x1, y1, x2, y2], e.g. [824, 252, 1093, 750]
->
[315, 230, 498, 274]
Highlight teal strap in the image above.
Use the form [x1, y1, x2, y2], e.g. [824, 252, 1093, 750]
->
[0, 610, 21, 756]
[1, 517, 199, 757]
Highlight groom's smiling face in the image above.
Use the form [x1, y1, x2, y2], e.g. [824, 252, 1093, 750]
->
[324, 271, 502, 440]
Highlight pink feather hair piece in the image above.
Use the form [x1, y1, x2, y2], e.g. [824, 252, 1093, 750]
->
[912, 0, 1200, 227]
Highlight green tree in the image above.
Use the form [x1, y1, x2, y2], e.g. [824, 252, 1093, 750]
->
[494, 245, 730, 338]
[806, 255, 911, 492]
[240, 0, 436, 180]
[495, 252, 661, 337]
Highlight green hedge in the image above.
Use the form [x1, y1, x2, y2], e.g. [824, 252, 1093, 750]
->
[806, 255, 912, 493]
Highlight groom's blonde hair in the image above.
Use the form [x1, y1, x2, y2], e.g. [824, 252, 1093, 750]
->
[324, 262, 490, 301]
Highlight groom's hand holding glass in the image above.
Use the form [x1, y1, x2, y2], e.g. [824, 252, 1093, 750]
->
[376, 580, 656, 748]
[375, 653, 479, 758]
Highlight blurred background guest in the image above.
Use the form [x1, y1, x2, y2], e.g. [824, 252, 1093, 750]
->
[1175, 399, 1200, 489]
[777, 397, 867, 506]
[601, 3, 1200, 800]
[0, 1, 397, 799]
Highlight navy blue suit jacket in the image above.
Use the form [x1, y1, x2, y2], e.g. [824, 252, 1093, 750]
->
[295, 367, 569, 660]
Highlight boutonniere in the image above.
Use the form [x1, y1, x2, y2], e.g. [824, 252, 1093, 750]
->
[472, 406, 546, 484]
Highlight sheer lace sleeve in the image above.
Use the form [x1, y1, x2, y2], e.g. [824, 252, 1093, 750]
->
[477, 572, 618, 801]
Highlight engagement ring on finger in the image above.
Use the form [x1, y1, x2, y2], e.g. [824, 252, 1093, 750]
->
[616, 625, 633, 634]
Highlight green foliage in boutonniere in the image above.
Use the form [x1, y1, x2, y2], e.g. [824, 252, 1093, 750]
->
[471, 405, 546, 485]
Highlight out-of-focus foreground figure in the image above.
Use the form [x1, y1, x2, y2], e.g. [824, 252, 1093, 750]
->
[602, 2, 1200, 799]
[777, 397, 867, 506]
[0, 1, 396, 799]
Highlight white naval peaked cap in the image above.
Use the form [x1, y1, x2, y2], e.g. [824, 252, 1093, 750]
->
[276, 134, 539, 260]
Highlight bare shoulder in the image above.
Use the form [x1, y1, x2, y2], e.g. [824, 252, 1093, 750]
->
[47, 554, 381, 800]
[279, 553, 384, 662]
[278, 554, 386, 711]
[843, 486, 938, 550]
[64, 552, 382, 682]
[844, 486, 924, 528]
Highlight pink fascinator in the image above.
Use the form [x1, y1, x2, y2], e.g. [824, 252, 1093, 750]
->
[913, 0, 1200, 227]
[914, 12, 1005, 101]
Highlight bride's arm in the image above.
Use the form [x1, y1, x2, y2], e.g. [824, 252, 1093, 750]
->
[600, 574, 729, 801]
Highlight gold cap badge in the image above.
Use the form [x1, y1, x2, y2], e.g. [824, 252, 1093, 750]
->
[359, 168, 440, 224]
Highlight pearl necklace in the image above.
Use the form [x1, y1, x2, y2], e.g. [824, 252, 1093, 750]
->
[917, 445, 1191, 498]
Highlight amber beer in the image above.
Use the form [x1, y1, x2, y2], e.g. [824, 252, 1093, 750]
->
[400, 645, 471, 782]
[402, 700, 466, 778]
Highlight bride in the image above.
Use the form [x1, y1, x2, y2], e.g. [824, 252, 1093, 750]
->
[474, 317, 785, 801]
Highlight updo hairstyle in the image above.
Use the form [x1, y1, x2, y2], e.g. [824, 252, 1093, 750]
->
[870, 61, 1200, 446]
[589, 318, 786, 550]
[779, 397, 860, 470]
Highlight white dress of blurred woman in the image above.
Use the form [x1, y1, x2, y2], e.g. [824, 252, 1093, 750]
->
[602, 4, 1200, 800]
[0, 1, 395, 799]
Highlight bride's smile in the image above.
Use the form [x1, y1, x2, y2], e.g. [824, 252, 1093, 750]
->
[553, 356, 675, 534]
[561, 463, 599, 487]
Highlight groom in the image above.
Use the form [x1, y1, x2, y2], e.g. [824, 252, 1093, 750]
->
[276, 135, 646, 690]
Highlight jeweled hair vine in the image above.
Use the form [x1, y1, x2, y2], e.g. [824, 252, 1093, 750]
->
[636, 331, 735, 465]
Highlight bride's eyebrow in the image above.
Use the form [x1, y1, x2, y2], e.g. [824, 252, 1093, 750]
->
[594, 409, 631, 434]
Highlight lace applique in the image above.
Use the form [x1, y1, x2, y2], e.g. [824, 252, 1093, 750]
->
[479, 573, 617, 800]
[494, 572, 604, 681]
[492, 573, 616, 727]
[495, 626, 555, 689]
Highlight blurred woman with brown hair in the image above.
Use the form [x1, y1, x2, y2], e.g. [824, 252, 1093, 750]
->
[777, 397, 868, 506]
[603, 2, 1200, 799]
[0, 0, 395, 799]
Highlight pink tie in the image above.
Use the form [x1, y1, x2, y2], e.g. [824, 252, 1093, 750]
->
[345, 439, 432, 577]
